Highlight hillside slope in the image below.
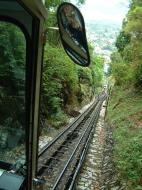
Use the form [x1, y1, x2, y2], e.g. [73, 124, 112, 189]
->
[107, 87, 142, 190]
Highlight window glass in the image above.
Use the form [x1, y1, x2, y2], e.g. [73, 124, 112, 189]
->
[0, 21, 26, 165]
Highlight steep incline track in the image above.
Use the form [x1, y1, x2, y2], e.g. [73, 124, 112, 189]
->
[38, 93, 107, 190]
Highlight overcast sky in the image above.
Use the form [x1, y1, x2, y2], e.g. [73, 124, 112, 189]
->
[73, 0, 130, 23]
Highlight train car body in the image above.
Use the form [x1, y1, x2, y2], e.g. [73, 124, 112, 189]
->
[0, 1, 47, 189]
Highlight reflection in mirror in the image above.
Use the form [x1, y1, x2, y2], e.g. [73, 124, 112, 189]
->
[61, 4, 85, 48]
[0, 21, 26, 167]
[57, 3, 90, 66]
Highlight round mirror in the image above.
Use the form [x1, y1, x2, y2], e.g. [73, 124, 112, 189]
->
[57, 2, 90, 67]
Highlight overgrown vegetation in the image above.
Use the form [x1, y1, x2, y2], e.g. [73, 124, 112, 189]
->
[40, 0, 104, 128]
[0, 22, 25, 128]
[41, 43, 104, 128]
[110, 0, 142, 87]
[0, 22, 26, 163]
[107, 87, 142, 189]
[108, 0, 142, 189]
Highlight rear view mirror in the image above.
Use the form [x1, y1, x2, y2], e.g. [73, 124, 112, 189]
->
[57, 2, 90, 67]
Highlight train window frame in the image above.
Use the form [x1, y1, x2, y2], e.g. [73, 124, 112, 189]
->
[0, 17, 30, 170]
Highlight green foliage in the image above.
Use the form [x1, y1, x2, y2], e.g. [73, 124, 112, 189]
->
[0, 22, 25, 125]
[125, 6, 142, 39]
[90, 1, 142, 189]
[110, 52, 134, 86]
[111, 0, 142, 88]
[41, 42, 104, 127]
[114, 127, 142, 189]
[77, 67, 93, 85]
[88, 43, 104, 91]
[41, 44, 79, 126]
[0, 23, 25, 92]
[107, 87, 142, 189]
[91, 54, 104, 90]
[130, 0, 142, 9]
[76, 67, 93, 103]
[45, 0, 86, 9]
[115, 31, 130, 53]
[45, 0, 64, 9]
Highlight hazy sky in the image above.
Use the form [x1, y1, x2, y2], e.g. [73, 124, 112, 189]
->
[75, 0, 130, 23]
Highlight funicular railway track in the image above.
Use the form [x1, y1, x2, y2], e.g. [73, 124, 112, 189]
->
[38, 94, 106, 190]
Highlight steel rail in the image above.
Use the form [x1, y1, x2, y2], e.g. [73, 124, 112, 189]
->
[67, 102, 102, 190]
[38, 98, 98, 157]
[38, 102, 97, 175]
[51, 101, 102, 190]
[37, 93, 106, 189]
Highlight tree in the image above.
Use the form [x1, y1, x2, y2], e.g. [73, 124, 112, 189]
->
[111, 0, 142, 87]
[115, 31, 130, 53]
[45, 0, 86, 9]
[0, 22, 26, 127]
